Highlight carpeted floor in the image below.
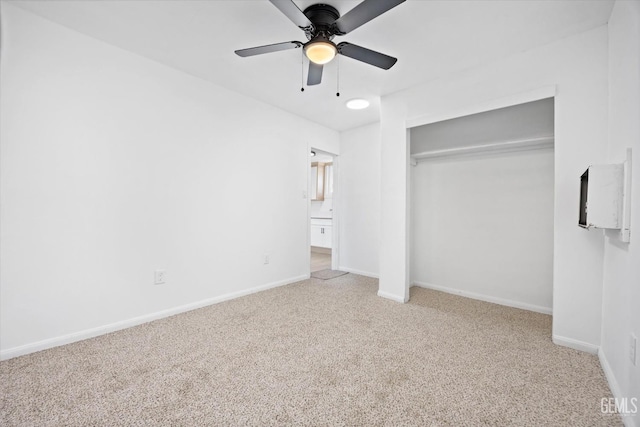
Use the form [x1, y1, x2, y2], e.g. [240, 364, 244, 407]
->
[0, 274, 621, 426]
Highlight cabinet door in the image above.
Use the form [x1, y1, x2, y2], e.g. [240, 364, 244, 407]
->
[310, 225, 323, 247]
[322, 226, 333, 248]
[311, 225, 332, 248]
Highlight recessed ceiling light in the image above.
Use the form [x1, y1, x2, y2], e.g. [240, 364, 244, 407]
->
[346, 99, 370, 110]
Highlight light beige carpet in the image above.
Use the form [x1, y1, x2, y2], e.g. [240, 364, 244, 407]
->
[0, 275, 621, 426]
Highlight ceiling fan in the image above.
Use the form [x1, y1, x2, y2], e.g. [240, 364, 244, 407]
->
[235, 0, 405, 86]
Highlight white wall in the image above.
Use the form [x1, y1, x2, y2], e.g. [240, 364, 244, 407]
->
[337, 123, 381, 277]
[380, 26, 609, 351]
[411, 148, 554, 313]
[379, 101, 411, 302]
[600, 0, 640, 421]
[0, 4, 339, 358]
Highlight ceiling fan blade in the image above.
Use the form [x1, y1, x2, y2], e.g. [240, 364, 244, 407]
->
[235, 41, 303, 57]
[307, 62, 323, 86]
[337, 42, 397, 70]
[269, 0, 315, 31]
[332, 0, 405, 35]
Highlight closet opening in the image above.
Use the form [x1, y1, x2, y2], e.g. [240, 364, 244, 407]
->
[409, 97, 555, 314]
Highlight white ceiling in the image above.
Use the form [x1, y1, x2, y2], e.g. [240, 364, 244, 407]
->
[410, 97, 554, 154]
[10, 0, 614, 132]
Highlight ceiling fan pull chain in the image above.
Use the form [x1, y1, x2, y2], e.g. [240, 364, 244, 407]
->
[301, 48, 305, 92]
[336, 55, 340, 97]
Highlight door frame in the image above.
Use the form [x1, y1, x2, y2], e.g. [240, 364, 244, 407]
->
[308, 145, 339, 273]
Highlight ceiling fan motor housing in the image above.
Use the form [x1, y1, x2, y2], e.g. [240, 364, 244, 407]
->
[303, 4, 341, 39]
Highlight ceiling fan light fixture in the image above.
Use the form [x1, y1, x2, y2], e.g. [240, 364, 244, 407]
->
[346, 98, 370, 110]
[304, 41, 337, 65]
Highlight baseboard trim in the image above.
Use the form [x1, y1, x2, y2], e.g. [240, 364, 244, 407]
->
[377, 290, 407, 303]
[412, 281, 552, 315]
[552, 335, 599, 354]
[338, 266, 379, 279]
[598, 348, 638, 427]
[599, 348, 624, 400]
[0, 274, 308, 361]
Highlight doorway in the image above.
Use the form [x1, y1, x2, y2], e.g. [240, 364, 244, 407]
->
[309, 149, 336, 272]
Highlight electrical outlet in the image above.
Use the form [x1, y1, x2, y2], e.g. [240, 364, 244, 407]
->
[631, 333, 637, 366]
[154, 270, 166, 285]
[263, 254, 270, 265]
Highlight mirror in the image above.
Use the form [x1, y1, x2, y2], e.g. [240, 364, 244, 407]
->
[311, 162, 326, 201]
